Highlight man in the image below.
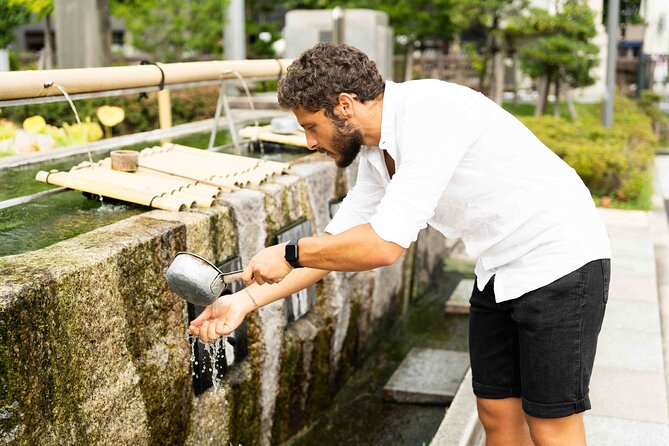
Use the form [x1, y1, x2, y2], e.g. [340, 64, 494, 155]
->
[190, 42, 610, 446]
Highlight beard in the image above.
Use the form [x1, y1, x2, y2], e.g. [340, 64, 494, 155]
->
[329, 117, 364, 168]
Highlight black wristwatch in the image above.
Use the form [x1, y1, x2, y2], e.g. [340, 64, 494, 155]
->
[284, 239, 303, 268]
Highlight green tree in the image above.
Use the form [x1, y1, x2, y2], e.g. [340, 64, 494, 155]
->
[111, 0, 229, 62]
[10, 0, 54, 68]
[0, 0, 30, 49]
[360, 0, 457, 81]
[516, 0, 599, 117]
[450, 0, 528, 103]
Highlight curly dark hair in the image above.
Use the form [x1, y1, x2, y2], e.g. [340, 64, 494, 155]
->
[277, 42, 385, 120]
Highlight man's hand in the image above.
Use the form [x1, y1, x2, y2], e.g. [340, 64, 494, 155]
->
[242, 243, 293, 285]
[189, 293, 252, 342]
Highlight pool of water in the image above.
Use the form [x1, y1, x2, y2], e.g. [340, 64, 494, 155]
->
[0, 130, 308, 257]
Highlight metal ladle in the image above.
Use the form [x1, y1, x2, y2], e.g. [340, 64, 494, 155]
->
[166, 252, 244, 306]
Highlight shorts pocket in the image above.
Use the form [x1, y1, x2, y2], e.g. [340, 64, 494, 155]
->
[600, 259, 611, 303]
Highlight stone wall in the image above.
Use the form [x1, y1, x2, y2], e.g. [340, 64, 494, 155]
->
[0, 154, 447, 445]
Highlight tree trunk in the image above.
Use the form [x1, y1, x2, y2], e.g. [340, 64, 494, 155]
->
[566, 88, 578, 120]
[542, 73, 551, 115]
[553, 76, 561, 118]
[43, 14, 54, 69]
[511, 52, 519, 106]
[492, 43, 505, 105]
[404, 41, 414, 82]
[534, 75, 548, 116]
[97, 0, 112, 66]
[436, 40, 446, 80]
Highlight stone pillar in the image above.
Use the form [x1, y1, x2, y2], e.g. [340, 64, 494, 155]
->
[0, 49, 9, 72]
[224, 0, 246, 60]
[576, 0, 608, 101]
[54, 0, 104, 68]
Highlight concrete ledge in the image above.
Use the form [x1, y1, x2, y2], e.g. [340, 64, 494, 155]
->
[430, 369, 484, 446]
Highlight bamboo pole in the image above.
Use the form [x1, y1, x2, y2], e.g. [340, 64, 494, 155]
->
[64, 168, 199, 209]
[99, 158, 221, 198]
[158, 89, 173, 145]
[35, 170, 188, 211]
[0, 59, 292, 101]
[169, 144, 262, 170]
[238, 125, 308, 148]
[139, 151, 244, 186]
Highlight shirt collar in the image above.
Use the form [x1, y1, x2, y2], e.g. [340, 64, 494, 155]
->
[362, 80, 398, 162]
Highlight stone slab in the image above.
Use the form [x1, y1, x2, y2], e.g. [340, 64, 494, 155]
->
[430, 369, 485, 446]
[595, 329, 664, 372]
[598, 208, 651, 229]
[609, 273, 659, 302]
[383, 348, 470, 405]
[589, 366, 669, 424]
[656, 155, 669, 199]
[610, 238, 656, 279]
[601, 299, 661, 335]
[585, 414, 669, 446]
[445, 279, 474, 315]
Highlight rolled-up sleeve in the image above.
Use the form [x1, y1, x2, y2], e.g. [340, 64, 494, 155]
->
[325, 158, 385, 235]
[369, 97, 484, 248]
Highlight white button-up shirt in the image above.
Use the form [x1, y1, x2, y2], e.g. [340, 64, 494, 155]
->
[325, 79, 611, 303]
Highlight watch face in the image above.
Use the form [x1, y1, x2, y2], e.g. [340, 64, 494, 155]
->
[285, 243, 298, 261]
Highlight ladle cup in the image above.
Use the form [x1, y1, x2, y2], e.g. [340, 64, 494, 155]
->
[166, 252, 244, 306]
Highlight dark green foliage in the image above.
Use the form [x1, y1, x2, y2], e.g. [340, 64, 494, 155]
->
[519, 95, 656, 203]
[0, 0, 30, 48]
[516, 0, 599, 91]
[111, 0, 228, 62]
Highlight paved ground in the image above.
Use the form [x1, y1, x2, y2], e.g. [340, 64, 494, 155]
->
[433, 156, 669, 445]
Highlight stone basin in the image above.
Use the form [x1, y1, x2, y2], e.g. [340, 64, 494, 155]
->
[0, 151, 448, 445]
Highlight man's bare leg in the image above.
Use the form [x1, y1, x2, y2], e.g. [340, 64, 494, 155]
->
[525, 412, 586, 446]
[476, 397, 534, 446]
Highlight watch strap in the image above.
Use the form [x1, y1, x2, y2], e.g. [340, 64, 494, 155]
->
[285, 239, 303, 268]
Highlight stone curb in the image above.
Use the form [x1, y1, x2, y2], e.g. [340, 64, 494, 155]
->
[651, 162, 669, 416]
[430, 369, 484, 446]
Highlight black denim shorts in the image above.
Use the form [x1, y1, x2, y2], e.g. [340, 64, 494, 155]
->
[469, 259, 610, 419]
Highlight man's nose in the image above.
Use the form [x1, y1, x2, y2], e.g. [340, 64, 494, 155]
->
[306, 134, 319, 150]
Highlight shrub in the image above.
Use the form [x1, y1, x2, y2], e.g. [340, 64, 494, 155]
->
[519, 95, 656, 202]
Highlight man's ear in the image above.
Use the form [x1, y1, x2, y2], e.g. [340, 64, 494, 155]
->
[337, 93, 357, 117]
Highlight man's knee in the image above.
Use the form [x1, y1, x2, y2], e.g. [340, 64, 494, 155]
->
[477, 397, 524, 431]
[525, 413, 586, 446]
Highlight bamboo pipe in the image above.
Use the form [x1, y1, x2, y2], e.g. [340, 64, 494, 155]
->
[0, 59, 292, 101]
[79, 168, 216, 207]
[163, 145, 263, 175]
[135, 168, 222, 198]
[158, 89, 173, 145]
[99, 158, 221, 199]
[63, 168, 201, 208]
[137, 160, 240, 191]
[169, 144, 263, 169]
[35, 170, 189, 211]
[238, 125, 308, 148]
[138, 154, 241, 187]
[145, 150, 256, 179]
[169, 145, 288, 176]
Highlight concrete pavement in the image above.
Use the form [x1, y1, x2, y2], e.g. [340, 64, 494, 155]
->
[433, 156, 669, 445]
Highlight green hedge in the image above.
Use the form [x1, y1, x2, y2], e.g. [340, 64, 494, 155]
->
[519, 95, 656, 204]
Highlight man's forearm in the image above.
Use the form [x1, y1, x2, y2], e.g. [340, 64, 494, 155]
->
[242, 267, 330, 312]
[297, 224, 405, 271]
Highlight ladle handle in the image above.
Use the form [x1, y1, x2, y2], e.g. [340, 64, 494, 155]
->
[222, 270, 244, 284]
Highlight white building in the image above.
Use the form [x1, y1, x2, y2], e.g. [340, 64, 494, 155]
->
[641, 0, 669, 90]
[283, 9, 394, 81]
